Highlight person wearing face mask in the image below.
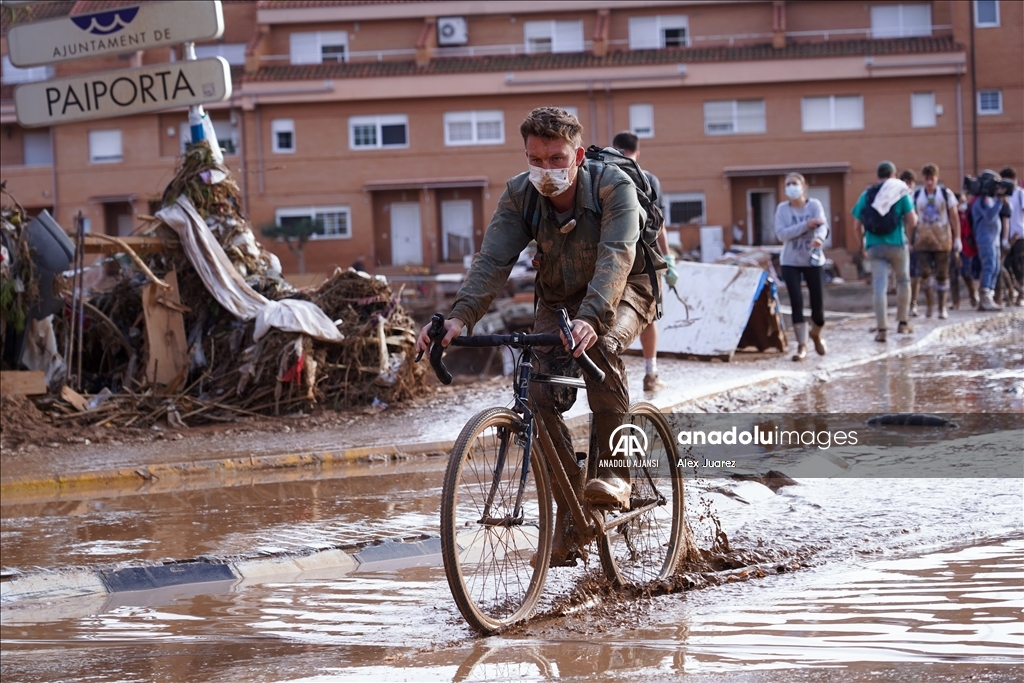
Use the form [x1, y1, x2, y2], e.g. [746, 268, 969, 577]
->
[415, 107, 663, 565]
[774, 172, 828, 361]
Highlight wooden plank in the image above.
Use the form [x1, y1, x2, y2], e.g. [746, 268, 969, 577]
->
[60, 385, 89, 411]
[143, 268, 189, 386]
[83, 235, 175, 256]
[1, 371, 46, 396]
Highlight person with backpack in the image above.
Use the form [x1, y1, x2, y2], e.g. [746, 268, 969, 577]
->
[415, 107, 664, 562]
[970, 170, 1009, 311]
[911, 164, 961, 319]
[999, 167, 1024, 306]
[950, 192, 980, 310]
[851, 160, 918, 342]
[774, 172, 828, 361]
[611, 130, 677, 391]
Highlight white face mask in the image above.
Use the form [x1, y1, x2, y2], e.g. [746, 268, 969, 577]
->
[528, 164, 574, 197]
[785, 183, 803, 200]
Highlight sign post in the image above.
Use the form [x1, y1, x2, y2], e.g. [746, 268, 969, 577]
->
[7, 0, 223, 68]
[14, 58, 232, 127]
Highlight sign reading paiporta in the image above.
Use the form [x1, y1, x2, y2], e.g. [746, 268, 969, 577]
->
[14, 58, 232, 127]
[6, 0, 223, 68]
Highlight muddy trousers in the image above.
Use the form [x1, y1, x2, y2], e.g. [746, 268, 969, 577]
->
[867, 244, 911, 330]
[529, 300, 646, 513]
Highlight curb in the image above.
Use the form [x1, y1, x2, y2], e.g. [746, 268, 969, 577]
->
[1, 535, 441, 607]
[2, 310, 1020, 498]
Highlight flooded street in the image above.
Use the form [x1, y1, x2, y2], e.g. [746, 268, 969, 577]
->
[2, 331, 1022, 682]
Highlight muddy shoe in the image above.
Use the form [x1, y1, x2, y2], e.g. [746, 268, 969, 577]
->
[583, 476, 630, 509]
[791, 343, 807, 362]
[643, 373, 665, 392]
[809, 324, 827, 356]
[874, 329, 887, 343]
[897, 321, 914, 334]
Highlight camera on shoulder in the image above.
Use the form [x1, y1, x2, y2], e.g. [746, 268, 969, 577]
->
[963, 171, 1015, 198]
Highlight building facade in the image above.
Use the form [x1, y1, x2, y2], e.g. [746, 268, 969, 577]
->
[2, 0, 1021, 278]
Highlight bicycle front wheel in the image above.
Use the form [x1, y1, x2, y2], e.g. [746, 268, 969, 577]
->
[599, 401, 685, 586]
[440, 407, 552, 634]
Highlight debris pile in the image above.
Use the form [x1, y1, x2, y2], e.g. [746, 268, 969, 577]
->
[1, 143, 427, 432]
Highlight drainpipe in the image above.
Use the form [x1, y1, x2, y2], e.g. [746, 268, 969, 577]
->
[969, 5, 977, 174]
[605, 80, 613, 146]
[956, 76, 965, 187]
[49, 126, 58, 218]
[255, 107, 265, 195]
[588, 83, 598, 146]
[237, 107, 250, 217]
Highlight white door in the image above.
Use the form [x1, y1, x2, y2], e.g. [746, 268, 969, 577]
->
[390, 202, 422, 265]
[806, 186, 833, 248]
[117, 213, 134, 237]
[441, 199, 473, 262]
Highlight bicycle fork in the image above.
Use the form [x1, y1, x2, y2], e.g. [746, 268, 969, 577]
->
[479, 350, 536, 527]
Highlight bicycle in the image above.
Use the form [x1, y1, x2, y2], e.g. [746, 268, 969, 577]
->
[419, 308, 687, 634]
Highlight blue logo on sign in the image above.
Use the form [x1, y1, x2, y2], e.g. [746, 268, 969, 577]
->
[71, 7, 140, 35]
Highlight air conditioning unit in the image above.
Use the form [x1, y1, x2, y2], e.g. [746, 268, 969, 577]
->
[437, 16, 468, 46]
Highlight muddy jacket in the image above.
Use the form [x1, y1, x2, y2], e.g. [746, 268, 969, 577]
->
[449, 162, 658, 336]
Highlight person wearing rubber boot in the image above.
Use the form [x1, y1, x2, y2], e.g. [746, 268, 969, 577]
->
[775, 172, 828, 361]
[415, 107, 661, 566]
[911, 164, 960, 320]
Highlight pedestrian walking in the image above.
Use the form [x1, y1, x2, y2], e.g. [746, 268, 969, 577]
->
[999, 167, 1024, 306]
[901, 169, 921, 316]
[970, 171, 1008, 311]
[611, 131, 677, 391]
[774, 172, 828, 361]
[911, 164, 960, 319]
[852, 161, 918, 342]
[950, 193, 980, 309]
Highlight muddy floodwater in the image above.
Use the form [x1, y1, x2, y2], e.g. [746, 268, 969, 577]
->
[2, 332, 1022, 682]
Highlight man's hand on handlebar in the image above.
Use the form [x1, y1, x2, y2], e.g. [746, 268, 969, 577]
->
[561, 318, 597, 358]
[415, 317, 465, 356]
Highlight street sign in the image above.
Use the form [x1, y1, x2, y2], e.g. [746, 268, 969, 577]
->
[14, 57, 232, 127]
[7, 0, 224, 68]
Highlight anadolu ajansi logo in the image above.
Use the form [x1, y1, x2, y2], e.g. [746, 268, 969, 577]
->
[71, 7, 140, 36]
[609, 423, 648, 460]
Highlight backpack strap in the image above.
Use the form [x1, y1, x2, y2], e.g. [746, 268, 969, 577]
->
[522, 184, 541, 237]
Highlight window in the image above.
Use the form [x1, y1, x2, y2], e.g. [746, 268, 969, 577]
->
[2, 56, 53, 84]
[628, 15, 690, 49]
[974, 1, 1000, 27]
[664, 193, 706, 225]
[193, 43, 247, 66]
[871, 4, 931, 38]
[271, 119, 295, 153]
[89, 129, 123, 163]
[444, 111, 504, 146]
[910, 92, 936, 127]
[703, 100, 766, 135]
[523, 20, 584, 54]
[275, 206, 351, 239]
[801, 95, 864, 131]
[289, 31, 348, 65]
[180, 119, 239, 155]
[349, 115, 409, 150]
[557, 106, 579, 118]
[629, 104, 654, 138]
[23, 130, 53, 166]
[978, 90, 1002, 115]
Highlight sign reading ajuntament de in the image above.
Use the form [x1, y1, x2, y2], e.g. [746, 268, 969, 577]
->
[14, 58, 232, 127]
[7, 0, 224, 68]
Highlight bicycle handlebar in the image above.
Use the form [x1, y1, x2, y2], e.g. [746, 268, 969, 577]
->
[414, 311, 606, 385]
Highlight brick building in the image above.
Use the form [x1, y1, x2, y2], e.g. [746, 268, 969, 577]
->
[2, 0, 1021, 279]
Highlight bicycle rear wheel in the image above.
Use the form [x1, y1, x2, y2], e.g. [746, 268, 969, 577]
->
[598, 401, 685, 586]
[440, 407, 552, 634]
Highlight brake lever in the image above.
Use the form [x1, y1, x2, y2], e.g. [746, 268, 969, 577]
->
[414, 313, 446, 363]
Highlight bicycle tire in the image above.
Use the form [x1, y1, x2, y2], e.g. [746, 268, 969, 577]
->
[598, 401, 685, 586]
[440, 407, 553, 634]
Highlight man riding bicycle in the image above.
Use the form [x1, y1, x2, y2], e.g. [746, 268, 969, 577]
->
[415, 107, 664, 566]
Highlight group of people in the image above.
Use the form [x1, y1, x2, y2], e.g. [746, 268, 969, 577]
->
[778, 160, 1023, 351]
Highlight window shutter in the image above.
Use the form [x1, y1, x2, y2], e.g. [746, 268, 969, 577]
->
[553, 20, 583, 53]
[703, 101, 735, 134]
[290, 32, 321, 65]
[523, 21, 553, 53]
[801, 97, 832, 131]
[901, 4, 931, 36]
[736, 100, 766, 133]
[23, 131, 52, 166]
[833, 96, 864, 130]
[911, 92, 936, 127]
[630, 104, 654, 137]
[629, 16, 660, 50]
[870, 6, 901, 38]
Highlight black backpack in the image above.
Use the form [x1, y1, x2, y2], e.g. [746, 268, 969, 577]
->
[522, 145, 667, 318]
[860, 182, 902, 235]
